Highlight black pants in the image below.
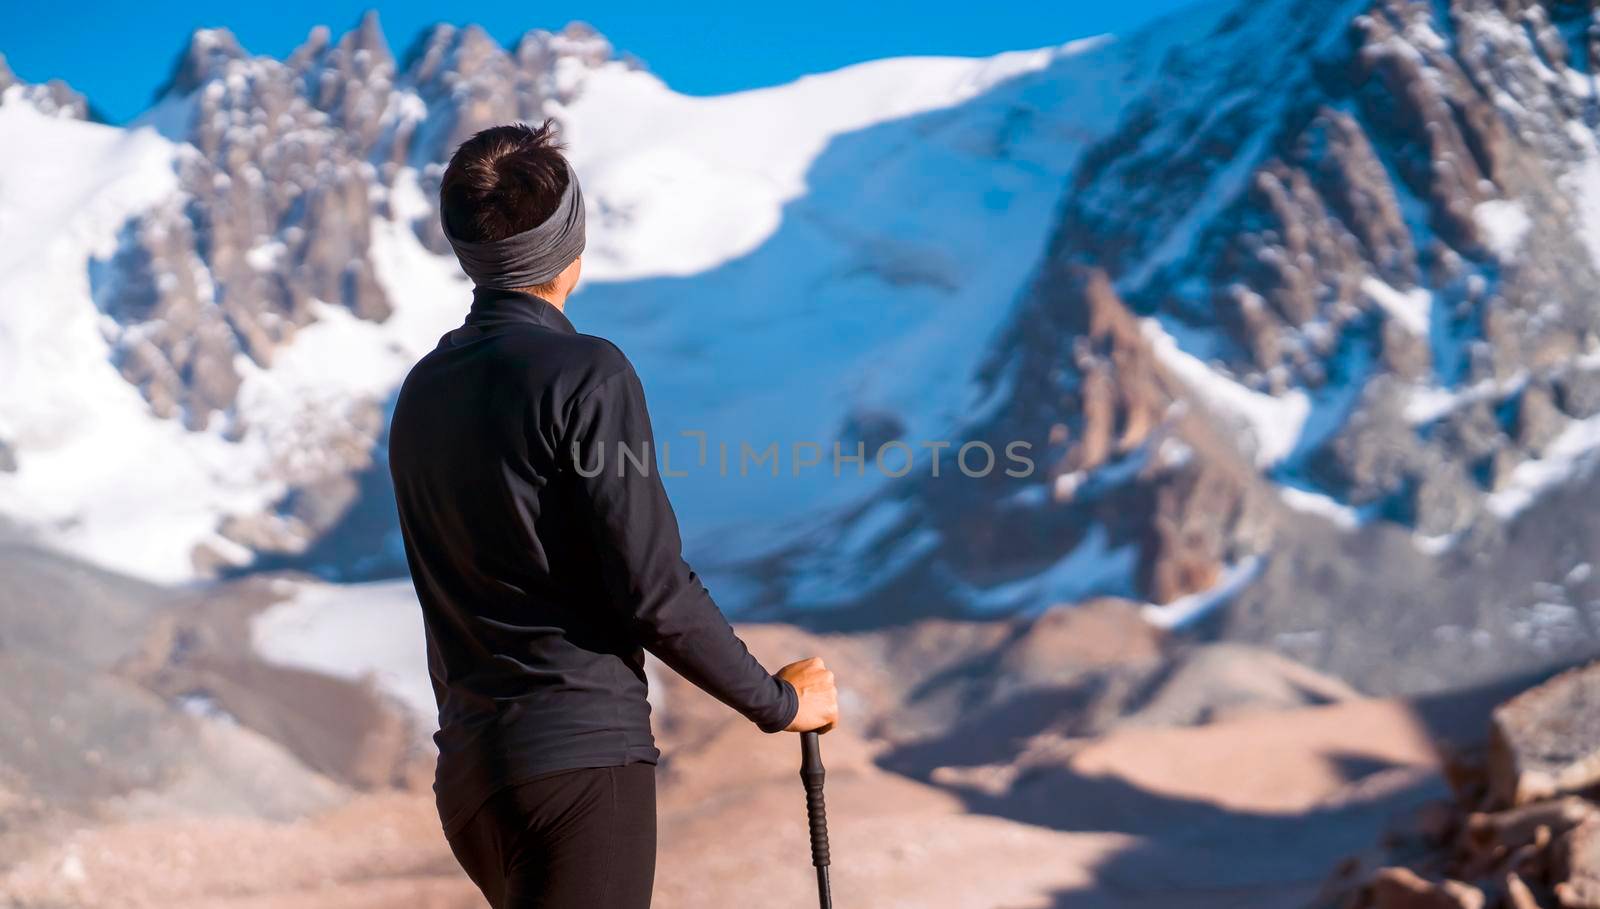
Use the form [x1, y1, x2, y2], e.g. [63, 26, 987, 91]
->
[446, 763, 657, 908]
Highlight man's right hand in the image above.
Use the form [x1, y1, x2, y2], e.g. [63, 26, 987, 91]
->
[777, 657, 839, 733]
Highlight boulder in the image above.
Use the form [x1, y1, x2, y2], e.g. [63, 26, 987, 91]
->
[1557, 817, 1600, 909]
[1367, 867, 1485, 909]
[1464, 797, 1597, 856]
[1489, 663, 1600, 807]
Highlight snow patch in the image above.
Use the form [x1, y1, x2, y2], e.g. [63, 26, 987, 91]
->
[1278, 485, 1363, 530]
[1141, 318, 1310, 467]
[250, 578, 436, 734]
[1413, 531, 1459, 556]
[1362, 276, 1431, 336]
[1563, 158, 1600, 273]
[1474, 199, 1532, 258]
[783, 527, 940, 609]
[963, 525, 1138, 614]
[562, 45, 1082, 283]
[244, 240, 285, 271]
[0, 106, 286, 581]
[1404, 371, 1528, 425]
[1141, 556, 1263, 630]
[1486, 409, 1600, 519]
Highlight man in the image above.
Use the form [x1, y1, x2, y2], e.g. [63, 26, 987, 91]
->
[388, 121, 839, 909]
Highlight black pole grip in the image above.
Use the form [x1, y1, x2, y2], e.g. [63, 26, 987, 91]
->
[800, 730, 832, 908]
[800, 730, 830, 867]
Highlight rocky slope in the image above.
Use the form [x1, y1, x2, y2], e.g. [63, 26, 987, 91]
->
[84, 15, 621, 565]
[112, 14, 622, 431]
[766, 0, 1600, 694]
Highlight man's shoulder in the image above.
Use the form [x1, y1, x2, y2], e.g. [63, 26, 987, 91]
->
[493, 327, 641, 411]
[444, 321, 622, 375]
[518, 328, 633, 391]
[557, 330, 633, 376]
[395, 325, 636, 417]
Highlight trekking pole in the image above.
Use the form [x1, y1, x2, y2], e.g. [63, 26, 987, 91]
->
[799, 730, 832, 909]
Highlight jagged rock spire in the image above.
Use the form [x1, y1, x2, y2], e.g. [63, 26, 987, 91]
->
[160, 28, 248, 98]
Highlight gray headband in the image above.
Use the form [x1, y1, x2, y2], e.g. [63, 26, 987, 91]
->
[442, 161, 587, 289]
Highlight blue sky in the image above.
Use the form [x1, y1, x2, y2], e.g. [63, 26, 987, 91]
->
[2, 1, 1196, 123]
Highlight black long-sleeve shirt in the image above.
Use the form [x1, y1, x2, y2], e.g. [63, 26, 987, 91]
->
[388, 288, 797, 834]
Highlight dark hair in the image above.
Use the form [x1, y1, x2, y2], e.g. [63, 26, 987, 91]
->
[439, 120, 570, 248]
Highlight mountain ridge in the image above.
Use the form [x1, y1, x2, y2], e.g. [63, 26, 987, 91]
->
[5, 0, 1600, 699]
[0, 7, 1181, 587]
[737, 0, 1600, 694]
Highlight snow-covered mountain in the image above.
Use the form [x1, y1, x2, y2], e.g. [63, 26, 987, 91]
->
[7, 1, 1600, 693]
[0, 9, 1221, 583]
[779, 0, 1600, 692]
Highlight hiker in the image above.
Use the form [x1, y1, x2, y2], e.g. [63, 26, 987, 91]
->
[387, 121, 840, 909]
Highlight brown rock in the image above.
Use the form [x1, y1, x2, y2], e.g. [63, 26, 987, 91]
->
[1505, 872, 1540, 909]
[1465, 798, 1597, 858]
[1303, 107, 1417, 287]
[1073, 364, 1118, 473]
[1368, 867, 1485, 909]
[1057, 267, 1169, 475]
[1490, 663, 1600, 807]
[998, 599, 1165, 683]
[1557, 817, 1600, 909]
[1137, 458, 1242, 604]
[1442, 742, 1491, 809]
[1213, 283, 1283, 371]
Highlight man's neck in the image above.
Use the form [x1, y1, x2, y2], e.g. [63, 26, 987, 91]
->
[521, 288, 568, 312]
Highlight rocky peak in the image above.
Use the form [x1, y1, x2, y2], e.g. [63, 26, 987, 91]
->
[400, 23, 526, 167]
[391, 20, 623, 254]
[0, 53, 88, 119]
[1001, 0, 1600, 544]
[94, 22, 395, 441]
[288, 11, 396, 154]
[521, 21, 627, 84]
[161, 28, 249, 98]
[395, 20, 619, 169]
[81, 14, 628, 569]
